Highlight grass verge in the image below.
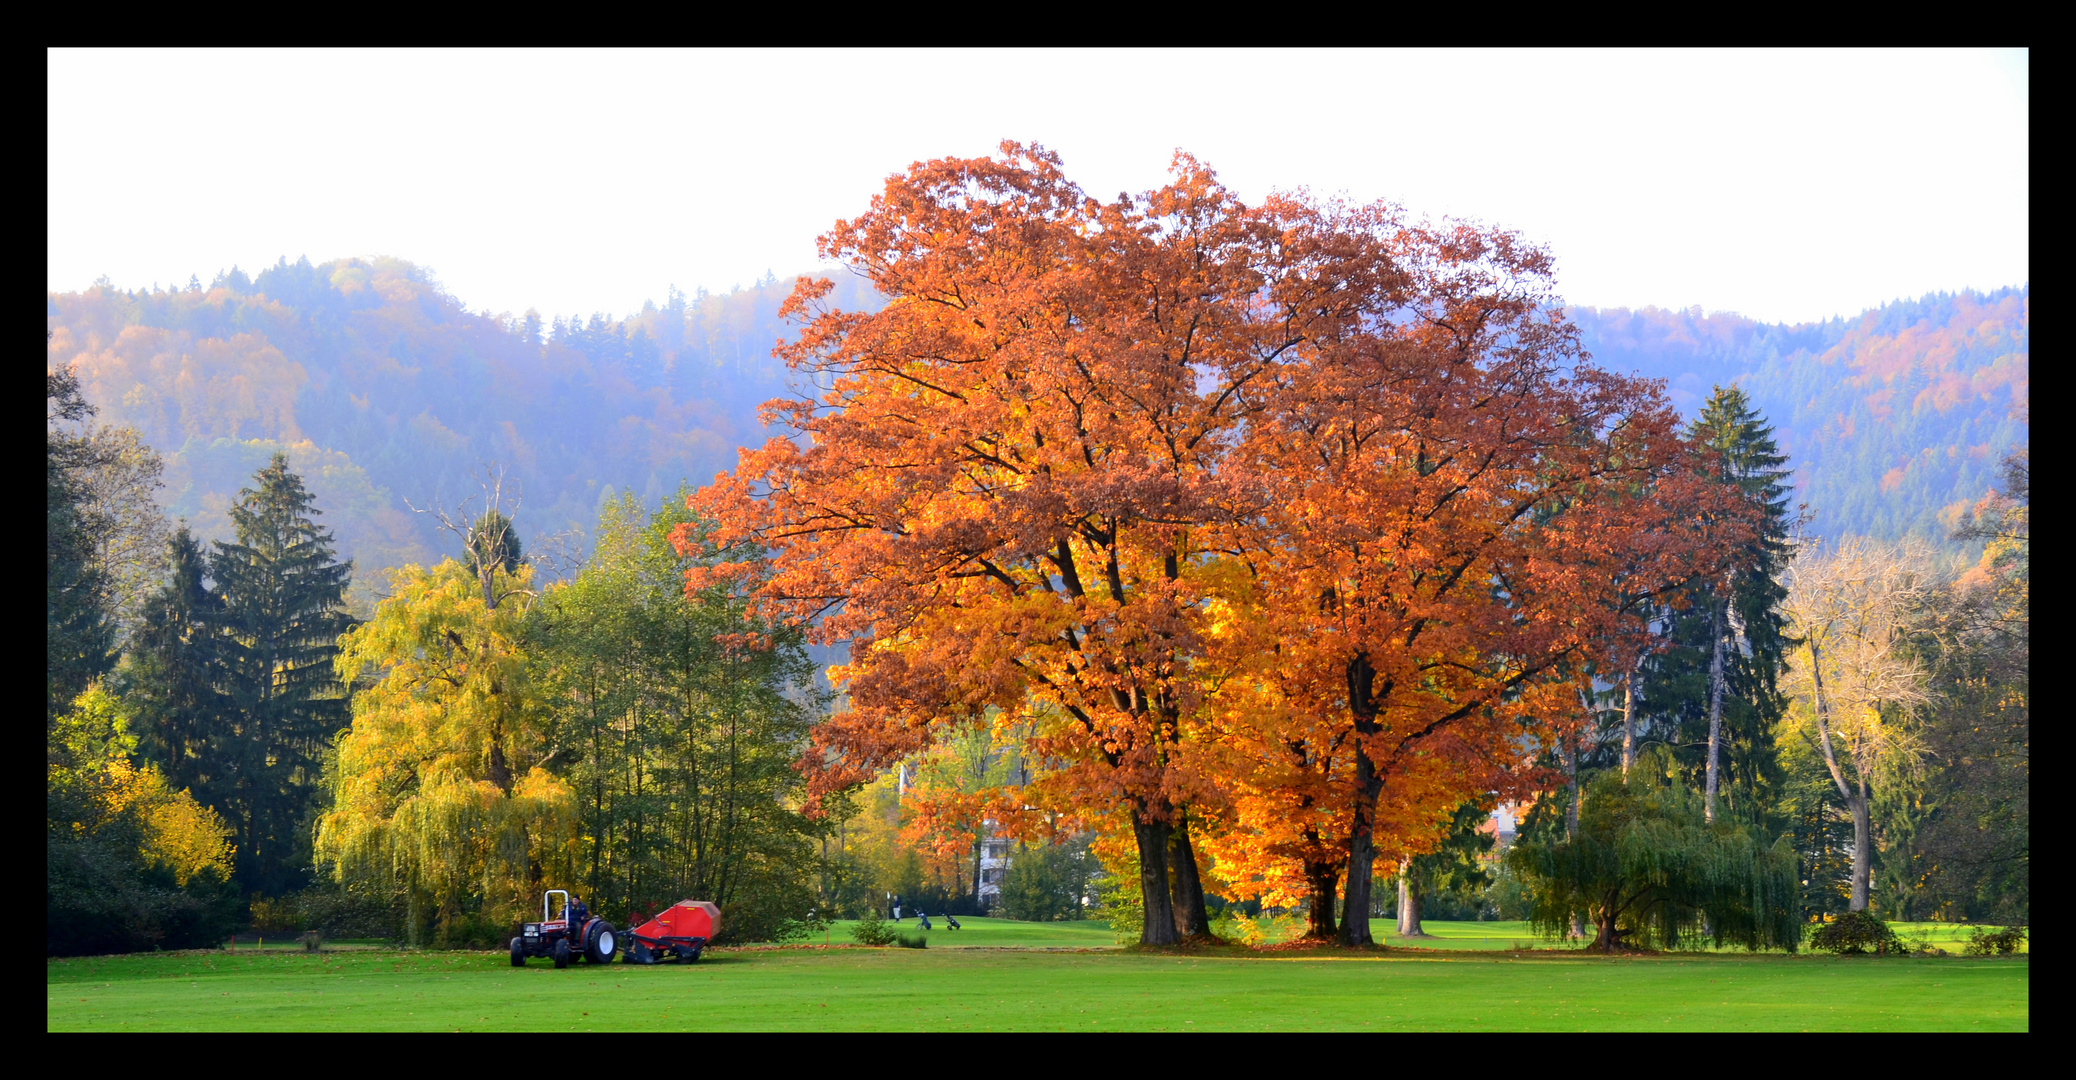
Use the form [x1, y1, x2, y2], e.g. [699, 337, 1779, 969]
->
[48, 937, 2025, 1032]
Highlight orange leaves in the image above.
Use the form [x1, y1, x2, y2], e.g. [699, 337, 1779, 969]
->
[692, 142, 1299, 828]
[695, 143, 1753, 928]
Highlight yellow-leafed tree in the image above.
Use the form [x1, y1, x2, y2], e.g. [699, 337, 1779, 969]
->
[320, 558, 576, 945]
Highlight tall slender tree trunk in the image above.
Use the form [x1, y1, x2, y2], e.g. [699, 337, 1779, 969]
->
[1850, 777, 1872, 912]
[1564, 732, 1584, 939]
[1806, 639, 1870, 912]
[1167, 813, 1211, 940]
[1704, 599, 1726, 823]
[1133, 810, 1179, 946]
[1621, 669, 1637, 776]
[1396, 858, 1426, 937]
[1563, 735, 1581, 838]
[972, 831, 984, 912]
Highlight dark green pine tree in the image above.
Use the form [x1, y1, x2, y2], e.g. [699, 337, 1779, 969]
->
[463, 508, 523, 580]
[47, 362, 115, 721]
[205, 453, 355, 897]
[1640, 385, 1795, 826]
[122, 525, 224, 798]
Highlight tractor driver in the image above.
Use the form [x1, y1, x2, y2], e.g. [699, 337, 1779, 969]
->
[568, 895, 589, 925]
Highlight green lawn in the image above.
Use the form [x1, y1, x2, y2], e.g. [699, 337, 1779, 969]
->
[48, 931, 2026, 1032]
[817, 916, 1119, 949]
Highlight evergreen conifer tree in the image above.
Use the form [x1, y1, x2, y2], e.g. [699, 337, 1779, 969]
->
[47, 363, 115, 720]
[123, 525, 225, 799]
[464, 508, 523, 580]
[205, 453, 355, 896]
[1640, 386, 1795, 825]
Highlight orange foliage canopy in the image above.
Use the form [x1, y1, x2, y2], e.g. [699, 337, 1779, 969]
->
[688, 143, 1315, 942]
[1190, 220, 1746, 942]
[685, 142, 1749, 945]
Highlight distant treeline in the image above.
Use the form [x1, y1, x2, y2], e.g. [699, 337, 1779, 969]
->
[1569, 288, 2028, 547]
[46, 259, 881, 600]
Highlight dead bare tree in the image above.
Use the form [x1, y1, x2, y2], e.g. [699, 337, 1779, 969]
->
[404, 463, 536, 612]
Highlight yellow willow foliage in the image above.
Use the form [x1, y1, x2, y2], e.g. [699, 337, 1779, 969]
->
[319, 559, 576, 929]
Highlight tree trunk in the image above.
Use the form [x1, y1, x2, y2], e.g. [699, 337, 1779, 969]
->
[1592, 896, 1619, 951]
[1849, 778, 1872, 912]
[1167, 813, 1212, 940]
[1338, 654, 1387, 948]
[1563, 734, 1581, 839]
[1621, 669, 1637, 776]
[1704, 599, 1726, 823]
[1807, 639, 1866, 911]
[1303, 857, 1341, 940]
[1396, 858, 1425, 937]
[1133, 812, 1179, 946]
[1338, 759, 1385, 946]
[1564, 730, 1583, 938]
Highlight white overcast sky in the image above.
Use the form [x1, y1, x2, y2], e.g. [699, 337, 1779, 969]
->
[48, 48, 2027, 326]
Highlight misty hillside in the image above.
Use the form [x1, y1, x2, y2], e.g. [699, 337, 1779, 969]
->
[1568, 286, 2028, 545]
[46, 260, 2026, 593]
[46, 257, 879, 601]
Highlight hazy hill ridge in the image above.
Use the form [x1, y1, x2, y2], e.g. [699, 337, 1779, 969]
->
[47, 259, 2025, 587]
[1568, 286, 2027, 546]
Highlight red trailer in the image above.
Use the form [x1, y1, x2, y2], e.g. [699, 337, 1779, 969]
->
[622, 900, 722, 963]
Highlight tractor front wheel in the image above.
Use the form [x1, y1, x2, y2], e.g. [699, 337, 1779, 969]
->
[585, 921, 618, 964]
[510, 937, 526, 967]
[552, 939, 570, 969]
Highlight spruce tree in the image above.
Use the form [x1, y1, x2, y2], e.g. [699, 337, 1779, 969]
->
[47, 364, 115, 720]
[123, 525, 224, 799]
[206, 453, 355, 896]
[1640, 385, 1794, 825]
[464, 509, 523, 579]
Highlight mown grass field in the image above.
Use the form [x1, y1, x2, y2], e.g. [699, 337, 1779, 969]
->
[815, 917, 1561, 950]
[807, 916, 2023, 954]
[47, 918, 2027, 1032]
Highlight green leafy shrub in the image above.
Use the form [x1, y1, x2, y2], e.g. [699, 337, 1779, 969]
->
[850, 908, 896, 946]
[1964, 925, 2027, 956]
[1090, 849, 1143, 945]
[895, 931, 928, 949]
[1001, 834, 1096, 921]
[1808, 911, 1904, 955]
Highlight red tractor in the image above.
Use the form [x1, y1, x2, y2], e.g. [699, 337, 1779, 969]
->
[511, 890, 618, 969]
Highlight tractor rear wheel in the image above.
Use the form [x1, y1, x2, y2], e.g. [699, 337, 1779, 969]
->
[585, 921, 618, 964]
[510, 937, 526, 967]
[552, 939, 570, 969]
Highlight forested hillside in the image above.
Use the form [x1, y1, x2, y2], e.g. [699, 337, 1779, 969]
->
[1570, 287, 2028, 546]
[46, 261, 2025, 591]
[46, 258, 879, 603]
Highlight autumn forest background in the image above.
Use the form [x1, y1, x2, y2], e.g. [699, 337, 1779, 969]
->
[50, 261, 2025, 582]
[46, 149, 2028, 955]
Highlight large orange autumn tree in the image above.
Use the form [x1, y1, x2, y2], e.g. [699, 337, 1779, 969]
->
[687, 142, 1742, 945]
[1200, 228, 1745, 943]
[689, 144, 1385, 943]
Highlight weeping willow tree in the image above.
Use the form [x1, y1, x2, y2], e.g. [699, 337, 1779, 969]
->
[1507, 752, 1800, 952]
[318, 558, 577, 946]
